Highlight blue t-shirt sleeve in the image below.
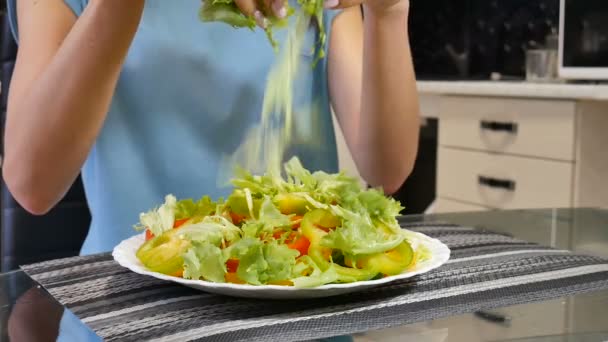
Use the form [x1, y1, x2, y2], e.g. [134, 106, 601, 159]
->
[6, 0, 86, 42]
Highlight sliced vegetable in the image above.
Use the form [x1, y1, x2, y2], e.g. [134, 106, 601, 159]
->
[300, 209, 340, 245]
[286, 234, 310, 256]
[274, 193, 309, 215]
[183, 242, 226, 282]
[354, 241, 415, 276]
[133, 156, 429, 288]
[136, 229, 191, 275]
[226, 258, 240, 273]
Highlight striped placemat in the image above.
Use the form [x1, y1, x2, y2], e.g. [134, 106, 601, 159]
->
[21, 222, 608, 342]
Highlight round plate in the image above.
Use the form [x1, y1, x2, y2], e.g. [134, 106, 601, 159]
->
[112, 231, 450, 299]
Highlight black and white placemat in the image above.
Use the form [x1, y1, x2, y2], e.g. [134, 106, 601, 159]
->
[21, 222, 608, 342]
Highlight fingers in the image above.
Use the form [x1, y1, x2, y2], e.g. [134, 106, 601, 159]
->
[271, 0, 287, 19]
[234, 0, 287, 29]
[234, 0, 265, 28]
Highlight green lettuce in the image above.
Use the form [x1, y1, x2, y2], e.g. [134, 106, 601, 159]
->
[240, 196, 293, 239]
[198, 0, 325, 59]
[183, 242, 227, 282]
[320, 218, 405, 255]
[291, 256, 339, 288]
[199, 0, 294, 50]
[135, 156, 419, 288]
[176, 216, 242, 247]
[225, 238, 298, 284]
[174, 196, 217, 220]
[134, 194, 177, 236]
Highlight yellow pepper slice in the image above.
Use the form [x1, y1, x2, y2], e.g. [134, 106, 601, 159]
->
[274, 193, 309, 215]
[136, 229, 191, 276]
[301, 209, 378, 282]
[358, 241, 415, 276]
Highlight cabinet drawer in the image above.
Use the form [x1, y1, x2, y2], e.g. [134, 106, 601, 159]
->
[439, 96, 576, 161]
[437, 148, 573, 209]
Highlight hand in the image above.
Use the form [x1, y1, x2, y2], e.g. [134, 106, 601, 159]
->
[323, 0, 409, 16]
[234, 0, 288, 28]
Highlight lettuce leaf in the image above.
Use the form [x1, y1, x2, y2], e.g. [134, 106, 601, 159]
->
[199, 0, 295, 50]
[183, 242, 226, 282]
[258, 196, 292, 228]
[291, 256, 339, 288]
[320, 218, 405, 256]
[135, 194, 177, 236]
[240, 196, 293, 239]
[225, 238, 298, 284]
[174, 196, 216, 220]
[199, 1, 256, 30]
[198, 0, 325, 56]
[176, 216, 241, 247]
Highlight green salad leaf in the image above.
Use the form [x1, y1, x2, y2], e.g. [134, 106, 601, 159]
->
[198, 0, 325, 58]
[174, 196, 216, 220]
[320, 218, 405, 256]
[183, 242, 226, 282]
[177, 216, 242, 246]
[135, 157, 424, 288]
[134, 195, 177, 236]
[224, 237, 299, 284]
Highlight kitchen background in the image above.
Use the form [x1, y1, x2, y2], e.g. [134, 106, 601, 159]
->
[410, 0, 559, 80]
[336, 0, 608, 215]
[1, 0, 605, 217]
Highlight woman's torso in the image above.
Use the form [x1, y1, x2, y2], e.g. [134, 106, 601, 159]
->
[74, 0, 339, 254]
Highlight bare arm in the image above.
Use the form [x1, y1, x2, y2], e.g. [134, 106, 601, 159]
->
[3, 0, 145, 214]
[328, 1, 420, 194]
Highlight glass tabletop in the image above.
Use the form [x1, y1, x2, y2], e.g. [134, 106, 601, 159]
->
[1, 208, 607, 342]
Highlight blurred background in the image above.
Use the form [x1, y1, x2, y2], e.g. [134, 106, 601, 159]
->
[338, 0, 608, 216]
[0, 0, 607, 272]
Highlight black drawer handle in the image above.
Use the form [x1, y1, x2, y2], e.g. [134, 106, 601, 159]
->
[478, 175, 516, 191]
[480, 120, 518, 134]
[474, 311, 512, 326]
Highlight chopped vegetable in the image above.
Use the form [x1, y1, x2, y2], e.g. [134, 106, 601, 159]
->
[198, 0, 322, 59]
[134, 157, 427, 288]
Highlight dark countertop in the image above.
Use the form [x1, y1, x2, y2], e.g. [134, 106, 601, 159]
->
[1, 207, 607, 342]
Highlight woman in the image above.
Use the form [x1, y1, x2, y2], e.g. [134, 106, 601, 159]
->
[4, 0, 419, 255]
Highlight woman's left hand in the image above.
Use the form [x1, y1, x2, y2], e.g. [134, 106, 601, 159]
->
[323, 0, 409, 15]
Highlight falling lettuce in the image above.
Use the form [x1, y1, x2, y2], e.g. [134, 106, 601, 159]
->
[198, 0, 325, 60]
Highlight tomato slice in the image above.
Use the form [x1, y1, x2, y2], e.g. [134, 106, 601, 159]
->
[226, 259, 239, 273]
[287, 234, 311, 257]
[229, 212, 247, 225]
[268, 280, 294, 286]
[145, 218, 189, 241]
[173, 218, 189, 229]
[225, 272, 245, 284]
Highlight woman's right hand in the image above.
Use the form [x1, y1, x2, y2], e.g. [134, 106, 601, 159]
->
[233, 0, 288, 28]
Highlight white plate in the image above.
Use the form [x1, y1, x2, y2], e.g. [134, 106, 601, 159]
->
[112, 232, 451, 299]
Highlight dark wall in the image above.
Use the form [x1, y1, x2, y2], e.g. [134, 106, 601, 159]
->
[410, 0, 559, 80]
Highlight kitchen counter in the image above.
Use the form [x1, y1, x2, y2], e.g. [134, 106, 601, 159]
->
[418, 80, 608, 101]
[1, 208, 607, 342]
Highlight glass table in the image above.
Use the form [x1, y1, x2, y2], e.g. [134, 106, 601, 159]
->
[1, 208, 607, 342]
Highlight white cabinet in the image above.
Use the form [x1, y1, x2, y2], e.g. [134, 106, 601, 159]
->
[437, 147, 573, 209]
[439, 97, 577, 161]
[423, 92, 608, 213]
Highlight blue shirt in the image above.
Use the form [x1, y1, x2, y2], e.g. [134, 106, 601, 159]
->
[8, 0, 339, 255]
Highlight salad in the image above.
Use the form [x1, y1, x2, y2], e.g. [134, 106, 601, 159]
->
[134, 157, 431, 288]
[199, 0, 326, 61]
